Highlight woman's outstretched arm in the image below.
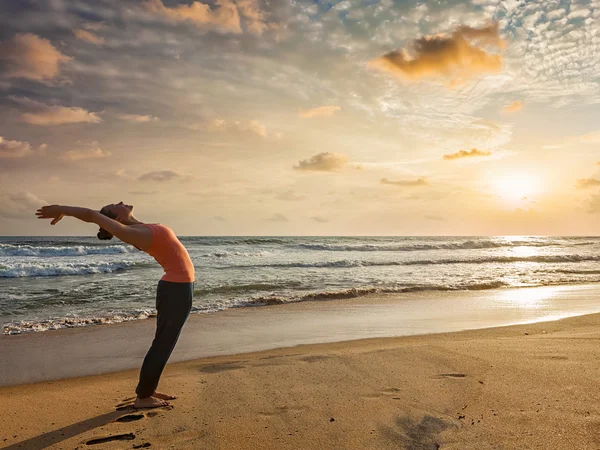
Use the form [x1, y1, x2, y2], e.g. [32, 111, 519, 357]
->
[36, 205, 150, 249]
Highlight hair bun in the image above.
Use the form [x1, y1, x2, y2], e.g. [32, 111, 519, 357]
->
[97, 228, 114, 240]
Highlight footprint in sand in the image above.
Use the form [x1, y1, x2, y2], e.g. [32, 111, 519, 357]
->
[85, 433, 135, 445]
[115, 401, 174, 412]
[115, 414, 145, 423]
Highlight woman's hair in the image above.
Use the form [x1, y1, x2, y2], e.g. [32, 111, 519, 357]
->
[97, 206, 117, 241]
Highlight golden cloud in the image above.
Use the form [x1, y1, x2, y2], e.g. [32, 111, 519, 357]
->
[73, 28, 104, 45]
[16, 98, 102, 125]
[237, 0, 269, 35]
[501, 100, 523, 113]
[443, 148, 492, 160]
[0, 136, 32, 159]
[0, 33, 71, 83]
[246, 120, 268, 137]
[201, 118, 271, 137]
[145, 0, 243, 34]
[369, 23, 503, 84]
[299, 105, 341, 118]
[294, 152, 349, 172]
[576, 178, 600, 189]
[119, 114, 159, 123]
[381, 177, 428, 187]
[22, 107, 102, 125]
[542, 132, 600, 149]
[61, 147, 111, 161]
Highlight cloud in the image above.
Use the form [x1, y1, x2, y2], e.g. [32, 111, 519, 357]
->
[138, 170, 188, 182]
[119, 114, 160, 123]
[73, 28, 104, 45]
[82, 22, 105, 31]
[311, 216, 328, 223]
[246, 120, 268, 137]
[542, 131, 600, 149]
[276, 190, 306, 201]
[443, 148, 492, 160]
[266, 213, 288, 222]
[294, 152, 349, 172]
[501, 100, 523, 113]
[0, 192, 47, 219]
[237, 0, 269, 35]
[576, 178, 600, 189]
[369, 23, 504, 84]
[14, 97, 102, 125]
[202, 119, 226, 131]
[381, 177, 429, 187]
[61, 147, 111, 161]
[145, 0, 243, 34]
[299, 105, 341, 118]
[0, 136, 33, 159]
[200, 118, 271, 137]
[0, 33, 71, 84]
[568, 7, 591, 20]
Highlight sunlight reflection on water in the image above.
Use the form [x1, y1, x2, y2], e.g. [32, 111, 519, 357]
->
[497, 285, 559, 309]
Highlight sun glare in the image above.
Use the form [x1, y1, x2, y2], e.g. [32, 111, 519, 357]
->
[490, 173, 541, 206]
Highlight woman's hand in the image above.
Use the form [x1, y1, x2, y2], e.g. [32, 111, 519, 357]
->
[35, 205, 65, 225]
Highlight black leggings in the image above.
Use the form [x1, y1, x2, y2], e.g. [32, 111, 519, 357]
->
[136, 280, 194, 398]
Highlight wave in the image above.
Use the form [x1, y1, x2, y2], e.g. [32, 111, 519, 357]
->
[291, 239, 563, 252]
[0, 243, 132, 257]
[192, 238, 288, 246]
[404, 255, 600, 265]
[0, 260, 141, 278]
[1, 281, 511, 334]
[6, 277, 600, 334]
[234, 281, 512, 306]
[2, 309, 155, 335]
[199, 250, 271, 258]
[195, 281, 303, 295]
[227, 254, 600, 270]
[535, 269, 600, 275]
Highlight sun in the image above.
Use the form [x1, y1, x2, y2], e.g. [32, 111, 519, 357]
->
[490, 172, 541, 206]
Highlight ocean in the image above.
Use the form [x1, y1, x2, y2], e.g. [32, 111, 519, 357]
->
[1, 236, 599, 334]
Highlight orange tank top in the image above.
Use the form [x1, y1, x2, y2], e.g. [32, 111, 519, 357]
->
[143, 224, 195, 283]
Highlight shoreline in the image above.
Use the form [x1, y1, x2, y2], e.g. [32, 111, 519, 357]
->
[3, 310, 600, 448]
[3, 281, 596, 336]
[2, 283, 600, 387]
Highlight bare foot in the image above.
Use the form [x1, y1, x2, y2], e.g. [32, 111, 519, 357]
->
[133, 396, 169, 409]
[153, 391, 177, 400]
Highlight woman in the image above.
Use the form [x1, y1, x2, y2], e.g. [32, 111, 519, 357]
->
[35, 201, 195, 409]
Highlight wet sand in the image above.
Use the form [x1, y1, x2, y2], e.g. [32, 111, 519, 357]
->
[3, 289, 600, 448]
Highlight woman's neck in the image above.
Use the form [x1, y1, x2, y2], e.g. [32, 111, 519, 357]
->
[122, 215, 144, 225]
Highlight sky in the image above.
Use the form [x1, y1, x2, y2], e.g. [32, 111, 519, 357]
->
[0, 0, 599, 236]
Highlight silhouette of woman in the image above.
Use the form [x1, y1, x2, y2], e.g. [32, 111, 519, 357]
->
[36, 202, 195, 409]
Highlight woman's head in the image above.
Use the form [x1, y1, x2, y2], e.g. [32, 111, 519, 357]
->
[97, 201, 134, 240]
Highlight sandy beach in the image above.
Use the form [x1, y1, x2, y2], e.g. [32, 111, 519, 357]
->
[3, 286, 600, 449]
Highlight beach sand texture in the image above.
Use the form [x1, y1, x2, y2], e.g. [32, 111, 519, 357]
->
[3, 312, 600, 449]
